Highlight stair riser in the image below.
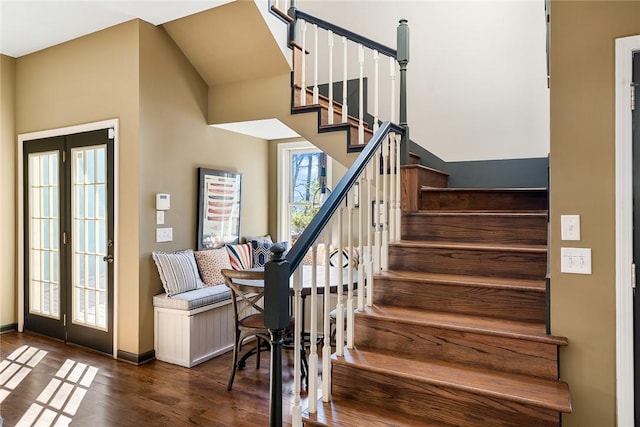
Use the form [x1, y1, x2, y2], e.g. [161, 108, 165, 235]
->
[401, 167, 449, 211]
[332, 364, 560, 427]
[355, 316, 558, 379]
[388, 245, 547, 280]
[420, 190, 547, 211]
[401, 215, 547, 245]
[374, 278, 545, 322]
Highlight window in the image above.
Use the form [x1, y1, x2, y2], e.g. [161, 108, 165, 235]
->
[278, 142, 331, 244]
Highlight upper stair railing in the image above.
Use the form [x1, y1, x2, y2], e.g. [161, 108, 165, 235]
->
[264, 2, 409, 426]
[285, 3, 410, 156]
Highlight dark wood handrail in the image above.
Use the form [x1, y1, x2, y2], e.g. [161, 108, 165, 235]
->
[294, 9, 398, 59]
[284, 121, 404, 274]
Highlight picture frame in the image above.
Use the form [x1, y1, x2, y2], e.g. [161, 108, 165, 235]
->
[197, 168, 242, 250]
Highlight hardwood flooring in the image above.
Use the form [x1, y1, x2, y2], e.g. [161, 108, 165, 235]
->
[0, 331, 310, 426]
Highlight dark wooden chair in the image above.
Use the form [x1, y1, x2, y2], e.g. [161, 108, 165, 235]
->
[221, 268, 272, 391]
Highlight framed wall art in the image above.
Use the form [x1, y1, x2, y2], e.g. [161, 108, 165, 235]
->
[197, 168, 242, 250]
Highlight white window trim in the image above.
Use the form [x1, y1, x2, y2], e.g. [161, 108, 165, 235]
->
[277, 141, 332, 243]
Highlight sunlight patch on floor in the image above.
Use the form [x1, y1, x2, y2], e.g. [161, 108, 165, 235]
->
[0, 345, 47, 403]
[16, 359, 98, 427]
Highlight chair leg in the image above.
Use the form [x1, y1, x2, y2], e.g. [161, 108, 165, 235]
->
[227, 328, 242, 391]
[256, 337, 261, 369]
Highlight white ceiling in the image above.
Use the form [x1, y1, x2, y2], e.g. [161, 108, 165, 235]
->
[0, 0, 233, 58]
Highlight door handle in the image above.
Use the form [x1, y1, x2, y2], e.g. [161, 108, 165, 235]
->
[103, 254, 114, 263]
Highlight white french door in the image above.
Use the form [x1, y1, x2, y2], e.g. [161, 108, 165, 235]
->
[23, 129, 114, 354]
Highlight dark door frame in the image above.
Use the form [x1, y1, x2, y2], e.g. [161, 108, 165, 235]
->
[18, 119, 120, 358]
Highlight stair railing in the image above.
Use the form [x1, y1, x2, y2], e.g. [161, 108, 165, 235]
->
[265, 122, 404, 426]
[286, 7, 409, 156]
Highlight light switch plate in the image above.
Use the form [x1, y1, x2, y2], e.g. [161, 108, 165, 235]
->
[561, 214, 581, 241]
[156, 227, 173, 243]
[156, 210, 165, 225]
[561, 247, 591, 274]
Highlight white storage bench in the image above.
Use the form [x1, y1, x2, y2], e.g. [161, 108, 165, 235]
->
[153, 284, 234, 368]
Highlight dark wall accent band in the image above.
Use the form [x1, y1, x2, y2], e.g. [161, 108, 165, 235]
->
[408, 140, 447, 171]
[445, 157, 549, 188]
[0, 323, 18, 333]
[117, 349, 155, 365]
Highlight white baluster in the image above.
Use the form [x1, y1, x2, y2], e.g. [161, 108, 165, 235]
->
[328, 30, 334, 125]
[347, 189, 355, 349]
[322, 229, 332, 402]
[357, 173, 366, 311]
[373, 146, 381, 274]
[308, 242, 318, 413]
[291, 265, 303, 426]
[300, 21, 307, 106]
[390, 56, 396, 123]
[358, 44, 365, 146]
[335, 206, 345, 356]
[389, 133, 396, 242]
[342, 36, 348, 123]
[313, 24, 319, 104]
[373, 50, 379, 132]
[382, 134, 390, 271]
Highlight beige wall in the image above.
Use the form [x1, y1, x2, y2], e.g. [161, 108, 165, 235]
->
[138, 22, 269, 353]
[15, 20, 142, 354]
[550, 2, 640, 425]
[1, 55, 16, 328]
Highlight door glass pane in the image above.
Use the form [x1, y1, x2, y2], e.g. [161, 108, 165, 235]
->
[28, 152, 60, 319]
[72, 145, 108, 330]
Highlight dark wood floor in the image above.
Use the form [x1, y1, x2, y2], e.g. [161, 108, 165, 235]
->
[0, 331, 310, 426]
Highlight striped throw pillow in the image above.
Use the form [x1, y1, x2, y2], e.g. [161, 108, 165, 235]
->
[226, 243, 252, 270]
[152, 249, 203, 296]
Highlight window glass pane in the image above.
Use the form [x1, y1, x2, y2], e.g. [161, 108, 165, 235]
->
[96, 184, 105, 219]
[291, 152, 320, 204]
[76, 152, 84, 184]
[88, 220, 96, 254]
[76, 186, 85, 218]
[86, 150, 95, 184]
[42, 156, 49, 186]
[97, 148, 106, 183]
[88, 255, 96, 289]
[87, 185, 95, 218]
[98, 292, 106, 328]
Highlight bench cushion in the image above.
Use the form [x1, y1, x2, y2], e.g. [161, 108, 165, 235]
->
[153, 284, 231, 311]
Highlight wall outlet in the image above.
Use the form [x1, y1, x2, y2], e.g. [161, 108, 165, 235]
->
[561, 247, 591, 274]
[156, 227, 173, 243]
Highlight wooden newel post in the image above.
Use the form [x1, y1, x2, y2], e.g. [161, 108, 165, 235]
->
[265, 244, 290, 427]
[397, 18, 410, 165]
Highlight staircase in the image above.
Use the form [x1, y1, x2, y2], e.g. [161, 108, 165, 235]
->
[302, 167, 572, 426]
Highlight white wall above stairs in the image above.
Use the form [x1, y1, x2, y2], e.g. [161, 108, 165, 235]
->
[297, 0, 550, 162]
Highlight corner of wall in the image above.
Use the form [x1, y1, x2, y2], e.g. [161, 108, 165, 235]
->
[1, 54, 17, 328]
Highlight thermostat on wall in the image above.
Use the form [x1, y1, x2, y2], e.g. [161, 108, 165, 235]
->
[156, 193, 170, 210]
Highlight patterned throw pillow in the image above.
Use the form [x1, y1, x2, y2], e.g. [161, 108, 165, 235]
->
[250, 240, 289, 268]
[152, 249, 203, 296]
[194, 248, 232, 286]
[226, 243, 253, 270]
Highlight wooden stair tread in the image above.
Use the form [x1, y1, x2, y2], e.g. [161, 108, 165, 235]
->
[335, 348, 572, 413]
[405, 210, 547, 218]
[416, 209, 548, 214]
[420, 187, 547, 192]
[376, 270, 546, 292]
[359, 305, 567, 346]
[391, 240, 547, 253]
[293, 84, 372, 130]
[303, 399, 454, 427]
[270, 5, 294, 22]
[400, 163, 449, 177]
